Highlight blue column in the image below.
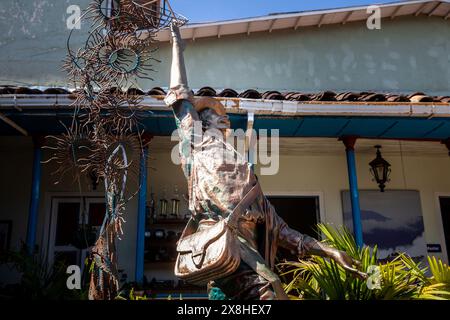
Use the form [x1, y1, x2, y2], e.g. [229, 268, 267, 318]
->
[135, 145, 149, 284]
[26, 137, 42, 254]
[342, 137, 364, 248]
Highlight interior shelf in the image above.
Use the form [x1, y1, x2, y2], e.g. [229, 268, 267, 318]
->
[150, 218, 188, 225]
[145, 239, 177, 247]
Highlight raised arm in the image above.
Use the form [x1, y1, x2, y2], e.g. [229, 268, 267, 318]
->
[164, 24, 200, 179]
[164, 24, 198, 119]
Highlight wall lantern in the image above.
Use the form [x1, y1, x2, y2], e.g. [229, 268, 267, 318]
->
[369, 145, 391, 192]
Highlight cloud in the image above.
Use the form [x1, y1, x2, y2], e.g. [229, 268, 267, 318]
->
[377, 233, 427, 259]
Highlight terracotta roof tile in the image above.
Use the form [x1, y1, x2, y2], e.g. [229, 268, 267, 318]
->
[196, 86, 217, 97]
[1, 85, 449, 103]
[147, 87, 166, 95]
[262, 91, 284, 100]
[238, 89, 262, 99]
[127, 88, 145, 95]
[218, 88, 238, 97]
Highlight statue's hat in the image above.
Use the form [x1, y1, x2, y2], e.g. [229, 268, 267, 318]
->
[193, 97, 227, 116]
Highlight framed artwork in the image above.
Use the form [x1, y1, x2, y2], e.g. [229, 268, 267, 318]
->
[0, 220, 12, 253]
[342, 190, 427, 260]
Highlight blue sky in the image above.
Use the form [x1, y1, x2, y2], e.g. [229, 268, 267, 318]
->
[170, 0, 399, 23]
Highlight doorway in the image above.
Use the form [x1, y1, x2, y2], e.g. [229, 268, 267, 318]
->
[266, 196, 321, 261]
[48, 197, 105, 271]
[438, 196, 450, 262]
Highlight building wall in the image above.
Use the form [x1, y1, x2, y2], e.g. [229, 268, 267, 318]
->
[0, 137, 450, 282]
[257, 147, 450, 264]
[166, 16, 450, 94]
[1, 1, 449, 95]
[0, 0, 92, 88]
[0, 136, 139, 285]
[0, 137, 33, 284]
[146, 137, 450, 269]
[1, 136, 449, 286]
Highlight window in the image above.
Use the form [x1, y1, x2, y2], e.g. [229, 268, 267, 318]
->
[48, 197, 105, 271]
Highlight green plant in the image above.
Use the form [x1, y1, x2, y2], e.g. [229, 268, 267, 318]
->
[115, 286, 185, 300]
[115, 287, 151, 300]
[278, 224, 450, 300]
[0, 245, 88, 300]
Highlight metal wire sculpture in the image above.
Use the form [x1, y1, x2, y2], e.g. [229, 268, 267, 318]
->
[47, 0, 187, 300]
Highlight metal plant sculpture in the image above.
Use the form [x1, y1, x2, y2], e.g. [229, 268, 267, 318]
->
[47, 0, 187, 300]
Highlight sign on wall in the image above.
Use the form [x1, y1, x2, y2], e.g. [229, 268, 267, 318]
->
[342, 190, 427, 260]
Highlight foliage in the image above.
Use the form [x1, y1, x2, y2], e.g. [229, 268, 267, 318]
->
[115, 287, 151, 300]
[115, 286, 184, 300]
[0, 245, 88, 300]
[279, 224, 450, 300]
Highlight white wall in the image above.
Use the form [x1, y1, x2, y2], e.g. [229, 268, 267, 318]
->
[1, 136, 449, 287]
[0, 137, 33, 285]
[147, 137, 450, 266]
[0, 136, 139, 284]
[256, 139, 450, 263]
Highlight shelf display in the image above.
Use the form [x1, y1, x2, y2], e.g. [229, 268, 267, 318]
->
[170, 185, 180, 219]
[158, 187, 169, 219]
[149, 191, 156, 224]
[142, 188, 203, 295]
[144, 188, 189, 263]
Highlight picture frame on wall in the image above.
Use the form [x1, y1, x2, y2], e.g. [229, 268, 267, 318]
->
[0, 220, 12, 253]
[342, 190, 427, 261]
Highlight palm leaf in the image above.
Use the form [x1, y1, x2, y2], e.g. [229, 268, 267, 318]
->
[428, 256, 450, 284]
[279, 223, 450, 300]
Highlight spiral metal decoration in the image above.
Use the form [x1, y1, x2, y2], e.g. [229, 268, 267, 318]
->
[47, 0, 187, 300]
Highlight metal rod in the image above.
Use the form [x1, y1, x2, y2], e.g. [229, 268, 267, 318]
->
[390, 5, 403, 19]
[428, 2, 442, 16]
[415, 2, 428, 16]
[294, 16, 302, 30]
[135, 145, 149, 284]
[269, 19, 276, 32]
[0, 112, 28, 136]
[318, 14, 326, 27]
[246, 112, 255, 168]
[342, 11, 353, 24]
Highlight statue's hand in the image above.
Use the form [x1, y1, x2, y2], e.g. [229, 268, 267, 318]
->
[170, 23, 185, 51]
[329, 249, 368, 280]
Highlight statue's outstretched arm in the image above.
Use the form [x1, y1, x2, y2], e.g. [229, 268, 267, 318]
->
[276, 216, 367, 280]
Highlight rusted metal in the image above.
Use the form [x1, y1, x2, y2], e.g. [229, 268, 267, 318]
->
[0, 112, 28, 135]
[49, 0, 188, 300]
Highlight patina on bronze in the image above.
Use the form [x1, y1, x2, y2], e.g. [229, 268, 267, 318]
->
[166, 24, 367, 300]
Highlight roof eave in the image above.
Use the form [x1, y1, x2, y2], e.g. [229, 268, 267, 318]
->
[152, 0, 450, 42]
[1, 95, 450, 118]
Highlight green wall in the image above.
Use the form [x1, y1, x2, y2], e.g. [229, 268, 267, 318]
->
[0, 1, 449, 95]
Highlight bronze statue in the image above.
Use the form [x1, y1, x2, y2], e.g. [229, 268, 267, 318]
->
[165, 24, 366, 300]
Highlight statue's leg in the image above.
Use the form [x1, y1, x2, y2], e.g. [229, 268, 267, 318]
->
[212, 262, 276, 300]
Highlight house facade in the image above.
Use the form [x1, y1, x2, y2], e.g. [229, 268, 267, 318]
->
[1, 0, 450, 296]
